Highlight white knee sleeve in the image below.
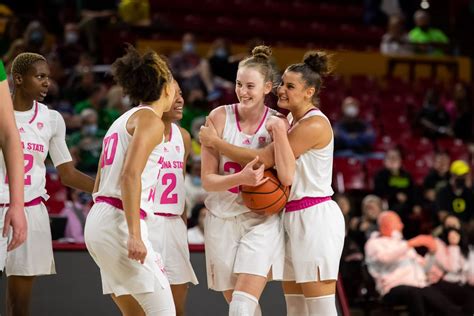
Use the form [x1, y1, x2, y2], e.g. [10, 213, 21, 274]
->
[229, 291, 259, 316]
[305, 294, 337, 316]
[132, 284, 176, 316]
[285, 294, 308, 316]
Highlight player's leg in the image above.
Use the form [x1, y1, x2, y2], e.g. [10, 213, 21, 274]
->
[170, 284, 188, 316]
[132, 281, 175, 316]
[6, 275, 35, 316]
[300, 277, 338, 316]
[282, 281, 308, 316]
[229, 273, 267, 316]
[111, 294, 145, 316]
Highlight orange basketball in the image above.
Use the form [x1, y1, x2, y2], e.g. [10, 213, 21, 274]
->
[241, 169, 290, 216]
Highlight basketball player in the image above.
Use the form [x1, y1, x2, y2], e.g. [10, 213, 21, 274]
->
[148, 81, 198, 316]
[1, 53, 95, 316]
[0, 60, 27, 254]
[84, 45, 176, 316]
[200, 52, 345, 315]
[201, 45, 285, 316]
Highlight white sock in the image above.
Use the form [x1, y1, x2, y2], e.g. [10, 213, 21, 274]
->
[285, 294, 309, 316]
[305, 294, 337, 316]
[229, 291, 259, 316]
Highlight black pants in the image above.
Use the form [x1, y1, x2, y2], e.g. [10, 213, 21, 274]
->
[431, 281, 474, 315]
[383, 285, 465, 316]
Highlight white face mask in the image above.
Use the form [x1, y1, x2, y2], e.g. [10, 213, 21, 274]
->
[121, 95, 131, 108]
[65, 32, 79, 44]
[344, 104, 359, 118]
[391, 230, 403, 239]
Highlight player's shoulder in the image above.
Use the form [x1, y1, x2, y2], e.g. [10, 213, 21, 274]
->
[38, 102, 64, 122]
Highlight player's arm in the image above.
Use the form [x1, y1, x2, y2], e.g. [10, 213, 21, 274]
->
[201, 107, 267, 192]
[0, 61, 27, 251]
[180, 126, 192, 224]
[92, 154, 102, 194]
[49, 111, 94, 193]
[122, 111, 165, 263]
[266, 116, 294, 186]
[286, 116, 332, 158]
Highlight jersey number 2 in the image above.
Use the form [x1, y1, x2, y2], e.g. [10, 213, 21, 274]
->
[5, 153, 34, 185]
[160, 173, 178, 204]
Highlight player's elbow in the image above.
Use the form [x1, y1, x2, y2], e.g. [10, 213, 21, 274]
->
[120, 170, 141, 188]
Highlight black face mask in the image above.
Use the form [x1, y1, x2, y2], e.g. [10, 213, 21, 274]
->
[455, 178, 466, 189]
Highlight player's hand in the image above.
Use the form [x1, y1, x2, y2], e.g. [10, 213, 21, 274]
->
[127, 235, 147, 264]
[240, 156, 268, 187]
[3, 204, 27, 251]
[199, 117, 219, 148]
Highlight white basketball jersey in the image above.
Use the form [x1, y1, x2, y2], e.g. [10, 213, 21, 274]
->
[288, 108, 334, 201]
[153, 123, 185, 215]
[93, 106, 164, 216]
[0, 101, 72, 203]
[205, 104, 276, 218]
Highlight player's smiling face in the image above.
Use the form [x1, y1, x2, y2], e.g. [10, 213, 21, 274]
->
[235, 66, 271, 109]
[22, 61, 50, 102]
[277, 71, 314, 110]
[163, 81, 184, 122]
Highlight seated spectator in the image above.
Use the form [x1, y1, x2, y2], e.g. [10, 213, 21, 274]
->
[374, 148, 419, 236]
[416, 89, 453, 140]
[409, 10, 449, 55]
[349, 194, 384, 251]
[333, 192, 354, 222]
[444, 83, 473, 142]
[206, 38, 239, 88]
[68, 108, 105, 173]
[60, 189, 92, 242]
[184, 156, 207, 215]
[436, 160, 473, 225]
[55, 22, 85, 70]
[334, 96, 376, 157]
[380, 15, 412, 55]
[188, 203, 207, 245]
[423, 151, 451, 201]
[365, 211, 464, 315]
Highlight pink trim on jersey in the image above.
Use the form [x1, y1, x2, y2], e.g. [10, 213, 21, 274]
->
[0, 196, 44, 208]
[234, 104, 269, 134]
[28, 101, 39, 124]
[154, 212, 179, 217]
[95, 196, 147, 219]
[290, 107, 319, 128]
[285, 196, 331, 212]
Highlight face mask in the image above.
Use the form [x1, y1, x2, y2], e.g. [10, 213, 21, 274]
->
[122, 95, 131, 108]
[191, 175, 202, 186]
[344, 105, 359, 118]
[183, 42, 195, 53]
[82, 124, 98, 136]
[215, 47, 228, 58]
[391, 230, 402, 239]
[65, 32, 79, 44]
[29, 30, 45, 46]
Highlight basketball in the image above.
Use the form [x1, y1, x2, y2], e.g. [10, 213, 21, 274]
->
[241, 169, 290, 216]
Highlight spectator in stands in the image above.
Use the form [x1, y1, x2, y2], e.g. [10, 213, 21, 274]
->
[417, 88, 453, 140]
[374, 148, 419, 236]
[350, 194, 384, 251]
[55, 22, 85, 70]
[60, 189, 92, 242]
[365, 211, 464, 315]
[334, 96, 375, 157]
[184, 156, 207, 216]
[436, 160, 473, 225]
[106, 84, 132, 115]
[68, 108, 105, 173]
[187, 203, 207, 244]
[409, 10, 449, 55]
[333, 192, 353, 221]
[206, 38, 239, 89]
[380, 15, 412, 55]
[445, 83, 474, 142]
[170, 33, 219, 102]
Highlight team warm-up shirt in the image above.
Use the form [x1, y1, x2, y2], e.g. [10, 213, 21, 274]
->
[0, 101, 72, 203]
[153, 123, 186, 215]
[93, 106, 164, 216]
[205, 104, 276, 218]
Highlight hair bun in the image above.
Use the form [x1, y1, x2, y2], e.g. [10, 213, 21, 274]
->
[251, 45, 272, 60]
[303, 51, 330, 76]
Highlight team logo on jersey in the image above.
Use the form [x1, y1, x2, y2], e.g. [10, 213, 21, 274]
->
[164, 147, 169, 153]
[19, 127, 26, 133]
[37, 122, 44, 130]
[258, 136, 267, 144]
[242, 138, 251, 145]
[175, 146, 180, 153]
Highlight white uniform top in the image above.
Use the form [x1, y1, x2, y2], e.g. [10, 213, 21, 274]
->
[153, 123, 185, 215]
[205, 104, 276, 218]
[0, 101, 72, 203]
[287, 108, 334, 201]
[93, 106, 163, 216]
